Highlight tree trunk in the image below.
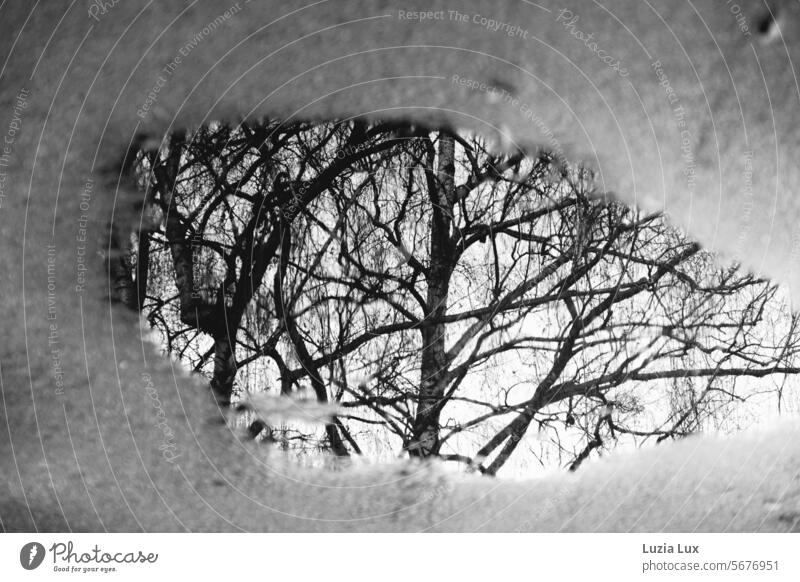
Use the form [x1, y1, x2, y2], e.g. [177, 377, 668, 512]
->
[481, 411, 536, 476]
[210, 335, 237, 407]
[409, 133, 457, 458]
[156, 134, 205, 328]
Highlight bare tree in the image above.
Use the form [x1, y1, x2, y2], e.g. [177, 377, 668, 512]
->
[125, 120, 800, 473]
[118, 119, 412, 455]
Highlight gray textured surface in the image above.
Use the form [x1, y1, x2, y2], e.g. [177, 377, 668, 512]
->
[1, 0, 799, 531]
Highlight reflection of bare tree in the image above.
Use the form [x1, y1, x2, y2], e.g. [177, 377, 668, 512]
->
[117, 120, 800, 474]
[114, 120, 411, 455]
